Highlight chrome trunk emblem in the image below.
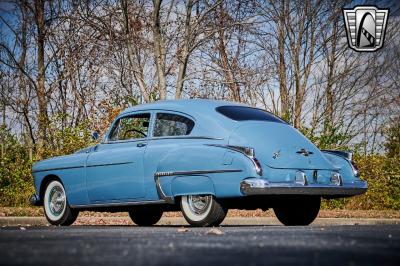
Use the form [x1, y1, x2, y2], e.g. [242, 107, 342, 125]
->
[272, 150, 281, 159]
[296, 148, 313, 157]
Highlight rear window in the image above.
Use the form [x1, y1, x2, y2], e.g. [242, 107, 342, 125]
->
[216, 106, 286, 123]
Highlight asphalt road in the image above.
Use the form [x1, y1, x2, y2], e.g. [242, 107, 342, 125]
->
[0, 225, 399, 266]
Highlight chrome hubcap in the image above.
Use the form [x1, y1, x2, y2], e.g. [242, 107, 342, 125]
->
[187, 195, 211, 215]
[48, 186, 65, 216]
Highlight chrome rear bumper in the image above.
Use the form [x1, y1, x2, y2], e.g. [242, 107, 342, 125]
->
[240, 178, 367, 197]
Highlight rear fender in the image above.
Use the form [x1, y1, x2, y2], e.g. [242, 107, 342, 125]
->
[171, 175, 215, 197]
[321, 151, 358, 183]
[154, 144, 258, 201]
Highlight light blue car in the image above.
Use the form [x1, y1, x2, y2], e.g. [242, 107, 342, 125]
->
[30, 99, 367, 227]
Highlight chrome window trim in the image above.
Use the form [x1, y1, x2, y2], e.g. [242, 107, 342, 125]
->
[103, 138, 148, 144]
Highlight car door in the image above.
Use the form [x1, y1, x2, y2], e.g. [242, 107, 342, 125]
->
[85, 112, 151, 203]
[144, 111, 196, 200]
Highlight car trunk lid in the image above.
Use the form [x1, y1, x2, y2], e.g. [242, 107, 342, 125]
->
[228, 122, 334, 170]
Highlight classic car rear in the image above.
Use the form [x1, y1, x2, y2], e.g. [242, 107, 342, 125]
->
[31, 99, 367, 227]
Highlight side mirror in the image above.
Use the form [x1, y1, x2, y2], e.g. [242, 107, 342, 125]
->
[91, 131, 100, 141]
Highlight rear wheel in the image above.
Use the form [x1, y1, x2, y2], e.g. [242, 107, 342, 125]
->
[273, 196, 321, 226]
[180, 195, 227, 227]
[43, 180, 79, 226]
[129, 209, 163, 226]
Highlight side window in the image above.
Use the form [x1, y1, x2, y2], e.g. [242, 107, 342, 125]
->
[109, 113, 150, 141]
[153, 113, 194, 137]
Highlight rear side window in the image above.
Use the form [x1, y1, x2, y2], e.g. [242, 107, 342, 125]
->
[153, 113, 195, 137]
[216, 106, 286, 123]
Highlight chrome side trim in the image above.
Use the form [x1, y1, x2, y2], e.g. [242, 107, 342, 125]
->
[240, 178, 368, 196]
[154, 175, 175, 204]
[32, 165, 84, 173]
[86, 161, 134, 168]
[154, 169, 243, 204]
[33, 161, 134, 173]
[154, 169, 242, 177]
[149, 136, 223, 141]
[70, 200, 167, 209]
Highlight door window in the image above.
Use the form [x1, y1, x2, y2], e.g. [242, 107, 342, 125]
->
[109, 113, 150, 141]
[153, 113, 194, 137]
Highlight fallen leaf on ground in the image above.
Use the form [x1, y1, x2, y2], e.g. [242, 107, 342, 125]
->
[177, 228, 189, 233]
[206, 228, 224, 235]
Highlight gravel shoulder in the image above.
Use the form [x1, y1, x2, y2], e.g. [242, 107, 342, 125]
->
[1, 207, 400, 227]
[1, 207, 400, 218]
[1, 216, 399, 227]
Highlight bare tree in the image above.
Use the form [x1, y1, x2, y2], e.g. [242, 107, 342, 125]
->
[152, 0, 167, 100]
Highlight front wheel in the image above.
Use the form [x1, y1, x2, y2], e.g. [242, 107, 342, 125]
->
[273, 196, 321, 226]
[180, 195, 227, 227]
[43, 180, 79, 226]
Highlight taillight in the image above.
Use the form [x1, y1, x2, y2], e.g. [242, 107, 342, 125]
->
[227, 145, 262, 176]
[228, 145, 255, 157]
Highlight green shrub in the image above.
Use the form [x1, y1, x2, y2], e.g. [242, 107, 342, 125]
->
[0, 114, 95, 206]
[0, 125, 34, 206]
[322, 155, 400, 210]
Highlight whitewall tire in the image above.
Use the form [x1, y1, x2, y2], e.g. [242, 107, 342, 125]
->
[43, 180, 78, 226]
[180, 195, 227, 227]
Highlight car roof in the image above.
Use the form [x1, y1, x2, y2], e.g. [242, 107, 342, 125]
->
[120, 99, 247, 117]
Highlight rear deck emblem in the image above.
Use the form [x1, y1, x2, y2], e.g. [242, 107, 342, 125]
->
[343, 6, 389, 52]
[272, 150, 281, 159]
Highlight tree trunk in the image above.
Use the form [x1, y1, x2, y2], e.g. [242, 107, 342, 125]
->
[35, 0, 48, 155]
[217, 3, 241, 102]
[324, 16, 339, 135]
[175, 0, 193, 99]
[121, 0, 151, 103]
[278, 0, 289, 121]
[152, 0, 167, 100]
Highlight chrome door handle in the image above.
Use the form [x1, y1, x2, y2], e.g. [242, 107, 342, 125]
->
[137, 143, 147, 147]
